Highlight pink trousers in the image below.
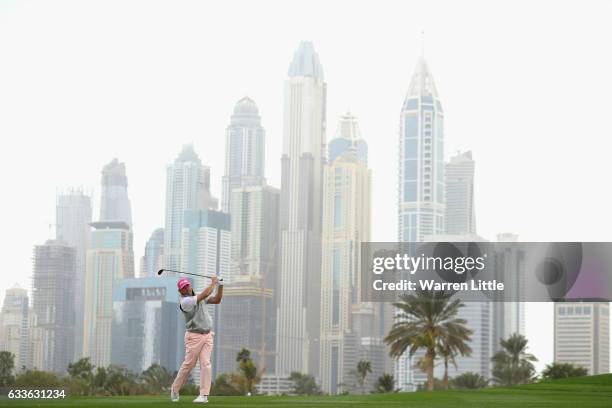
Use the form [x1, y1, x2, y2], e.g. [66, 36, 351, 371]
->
[171, 331, 214, 396]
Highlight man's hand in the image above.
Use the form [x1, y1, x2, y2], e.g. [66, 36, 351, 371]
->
[207, 283, 224, 304]
[196, 277, 219, 304]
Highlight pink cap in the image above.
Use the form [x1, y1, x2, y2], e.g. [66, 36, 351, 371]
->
[177, 278, 191, 290]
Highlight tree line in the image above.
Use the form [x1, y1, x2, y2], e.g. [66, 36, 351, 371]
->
[0, 290, 590, 395]
[384, 290, 588, 392]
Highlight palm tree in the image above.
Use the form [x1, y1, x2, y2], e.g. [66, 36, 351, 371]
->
[239, 359, 259, 395]
[93, 366, 107, 394]
[0, 351, 15, 387]
[437, 344, 452, 390]
[385, 290, 472, 392]
[356, 360, 372, 394]
[437, 327, 472, 390]
[236, 348, 251, 365]
[374, 373, 396, 393]
[491, 333, 537, 386]
[235, 348, 260, 395]
[67, 357, 94, 394]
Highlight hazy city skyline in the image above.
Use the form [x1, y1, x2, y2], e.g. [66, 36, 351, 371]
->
[2, 0, 612, 373]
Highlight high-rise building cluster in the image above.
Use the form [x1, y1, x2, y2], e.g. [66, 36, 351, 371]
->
[1, 40, 608, 392]
[393, 53, 535, 389]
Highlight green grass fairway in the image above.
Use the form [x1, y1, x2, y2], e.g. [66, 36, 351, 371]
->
[2, 374, 612, 408]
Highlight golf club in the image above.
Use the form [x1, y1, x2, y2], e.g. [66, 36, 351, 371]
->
[157, 268, 223, 282]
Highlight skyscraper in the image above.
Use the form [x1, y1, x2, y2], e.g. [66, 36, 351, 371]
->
[445, 151, 476, 235]
[396, 55, 445, 390]
[32, 240, 76, 373]
[142, 228, 164, 277]
[221, 184, 279, 375]
[492, 234, 526, 352]
[180, 209, 231, 289]
[180, 208, 230, 380]
[276, 41, 326, 377]
[217, 284, 275, 375]
[83, 159, 135, 366]
[111, 277, 184, 374]
[229, 185, 279, 283]
[83, 221, 135, 367]
[319, 113, 375, 394]
[164, 145, 218, 272]
[554, 301, 609, 374]
[221, 97, 266, 213]
[100, 159, 133, 227]
[0, 286, 30, 371]
[220, 93, 280, 375]
[398, 56, 445, 243]
[56, 188, 92, 360]
[432, 153, 489, 379]
[28, 312, 44, 370]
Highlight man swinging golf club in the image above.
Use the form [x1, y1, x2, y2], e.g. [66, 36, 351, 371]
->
[171, 275, 223, 403]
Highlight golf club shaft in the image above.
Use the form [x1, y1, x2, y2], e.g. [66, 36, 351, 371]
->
[158, 268, 223, 281]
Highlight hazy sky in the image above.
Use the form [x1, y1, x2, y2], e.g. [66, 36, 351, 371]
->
[1, 0, 611, 372]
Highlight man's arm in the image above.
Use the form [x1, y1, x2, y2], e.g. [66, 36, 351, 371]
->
[196, 277, 219, 303]
[206, 284, 223, 304]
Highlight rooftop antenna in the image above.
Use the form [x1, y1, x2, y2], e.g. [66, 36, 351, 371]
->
[420, 30, 425, 60]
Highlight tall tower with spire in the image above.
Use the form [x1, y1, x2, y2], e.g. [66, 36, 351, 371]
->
[276, 41, 326, 377]
[398, 55, 445, 242]
[221, 97, 266, 213]
[396, 54, 445, 390]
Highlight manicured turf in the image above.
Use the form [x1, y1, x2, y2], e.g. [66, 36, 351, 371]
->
[2, 374, 612, 407]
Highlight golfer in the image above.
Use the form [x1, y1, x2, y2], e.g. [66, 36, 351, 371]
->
[171, 276, 223, 403]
